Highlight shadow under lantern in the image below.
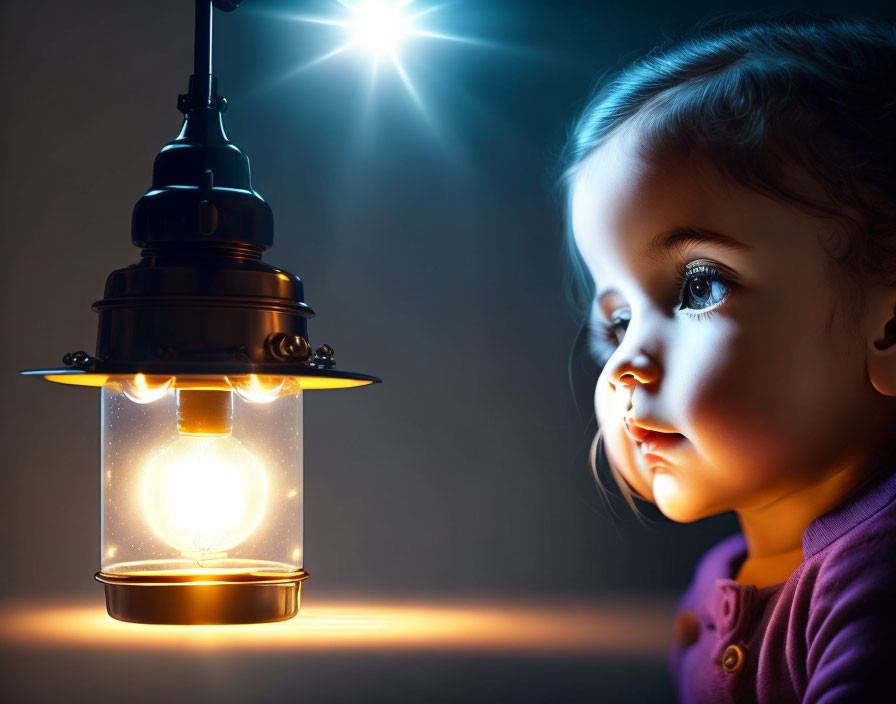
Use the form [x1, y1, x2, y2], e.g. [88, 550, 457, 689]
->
[21, 0, 379, 625]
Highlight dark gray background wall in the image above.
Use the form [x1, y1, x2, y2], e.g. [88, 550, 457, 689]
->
[1, 0, 893, 605]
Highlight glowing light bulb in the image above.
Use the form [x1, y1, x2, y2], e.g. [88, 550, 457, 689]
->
[143, 435, 268, 556]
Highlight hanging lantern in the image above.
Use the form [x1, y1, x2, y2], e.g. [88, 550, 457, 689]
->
[21, 0, 379, 625]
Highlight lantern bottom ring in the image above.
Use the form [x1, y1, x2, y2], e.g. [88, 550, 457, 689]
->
[96, 570, 310, 625]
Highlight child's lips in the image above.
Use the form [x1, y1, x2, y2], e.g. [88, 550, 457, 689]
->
[622, 415, 686, 462]
[638, 433, 686, 464]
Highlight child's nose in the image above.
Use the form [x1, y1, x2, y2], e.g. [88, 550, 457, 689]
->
[607, 351, 661, 392]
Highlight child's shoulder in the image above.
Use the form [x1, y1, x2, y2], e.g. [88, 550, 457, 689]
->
[788, 472, 896, 700]
[801, 470, 896, 602]
[803, 470, 896, 574]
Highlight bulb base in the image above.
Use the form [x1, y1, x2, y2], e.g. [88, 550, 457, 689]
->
[96, 570, 309, 624]
[176, 388, 233, 435]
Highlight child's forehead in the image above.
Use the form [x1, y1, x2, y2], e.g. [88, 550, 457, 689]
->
[570, 127, 846, 290]
[570, 129, 729, 261]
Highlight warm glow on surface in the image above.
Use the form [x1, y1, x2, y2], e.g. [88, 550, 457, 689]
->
[0, 599, 673, 655]
[143, 436, 268, 555]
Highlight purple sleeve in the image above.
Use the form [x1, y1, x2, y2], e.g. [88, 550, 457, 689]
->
[803, 536, 896, 703]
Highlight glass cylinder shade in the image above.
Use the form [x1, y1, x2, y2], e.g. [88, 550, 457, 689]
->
[98, 375, 306, 624]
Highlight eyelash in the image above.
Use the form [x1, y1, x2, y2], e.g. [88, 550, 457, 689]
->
[587, 261, 735, 365]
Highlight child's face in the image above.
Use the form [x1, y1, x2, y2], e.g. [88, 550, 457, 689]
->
[571, 128, 892, 523]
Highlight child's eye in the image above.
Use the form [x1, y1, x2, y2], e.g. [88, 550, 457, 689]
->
[587, 262, 733, 366]
[678, 263, 731, 311]
[608, 308, 632, 340]
[588, 307, 630, 366]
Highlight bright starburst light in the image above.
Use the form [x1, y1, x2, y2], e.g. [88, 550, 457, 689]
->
[346, 0, 415, 54]
[285, 1, 474, 111]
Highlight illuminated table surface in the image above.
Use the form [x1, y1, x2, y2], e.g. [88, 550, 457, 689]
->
[0, 596, 678, 703]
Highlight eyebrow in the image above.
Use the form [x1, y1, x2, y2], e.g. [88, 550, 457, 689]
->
[594, 226, 749, 304]
[646, 226, 750, 258]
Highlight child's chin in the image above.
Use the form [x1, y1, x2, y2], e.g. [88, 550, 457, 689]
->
[651, 472, 713, 523]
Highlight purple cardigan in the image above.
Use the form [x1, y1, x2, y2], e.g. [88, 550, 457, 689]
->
[669, 471, 896, 703]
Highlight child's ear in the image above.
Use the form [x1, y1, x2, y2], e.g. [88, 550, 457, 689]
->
[866, 282, 896, 396]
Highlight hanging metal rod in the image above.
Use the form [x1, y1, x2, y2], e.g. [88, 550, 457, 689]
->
[194, 0, 213, 80]
[190, 0, 244, 104]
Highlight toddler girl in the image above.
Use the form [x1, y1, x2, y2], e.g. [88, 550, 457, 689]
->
[564, 16, 896, 703]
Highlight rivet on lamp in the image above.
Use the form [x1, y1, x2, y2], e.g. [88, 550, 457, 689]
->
[21, 0, 379, 625]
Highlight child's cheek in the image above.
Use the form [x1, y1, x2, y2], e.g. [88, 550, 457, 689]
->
[671, 320, 814, 498]
[594, 371, 655, 503]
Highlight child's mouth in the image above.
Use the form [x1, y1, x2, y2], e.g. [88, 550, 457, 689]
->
[622, 416, 686, 462]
